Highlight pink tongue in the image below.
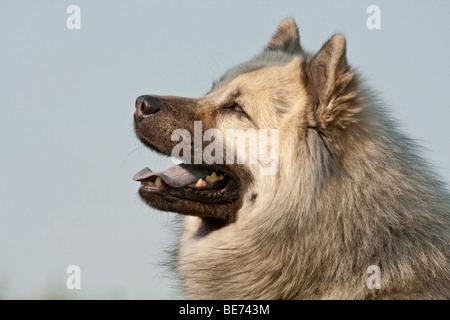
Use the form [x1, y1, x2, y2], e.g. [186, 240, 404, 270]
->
[133, 164, 211, 188]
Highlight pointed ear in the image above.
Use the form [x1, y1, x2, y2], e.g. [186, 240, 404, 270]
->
[306, 34, 361, 129]
[266, 18, 302, 54]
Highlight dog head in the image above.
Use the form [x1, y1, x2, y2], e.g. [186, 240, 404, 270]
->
[133, 18, 362, 228]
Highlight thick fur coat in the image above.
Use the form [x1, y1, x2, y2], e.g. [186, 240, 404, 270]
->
[134, 19, 450, 299]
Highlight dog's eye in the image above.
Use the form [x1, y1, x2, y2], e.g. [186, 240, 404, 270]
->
[223, 103, 244, 113]
[232, 104, 243, 112]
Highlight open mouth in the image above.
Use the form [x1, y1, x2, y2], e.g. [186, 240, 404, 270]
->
[133, 163, 241, 222]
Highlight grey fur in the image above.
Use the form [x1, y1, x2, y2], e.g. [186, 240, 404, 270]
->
[171, 19, 450, 299]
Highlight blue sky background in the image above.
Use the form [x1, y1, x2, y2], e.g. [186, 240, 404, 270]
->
[0, 0, 449, 299]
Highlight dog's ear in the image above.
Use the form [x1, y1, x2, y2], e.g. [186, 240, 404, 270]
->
[306, 34, 361, 130]
[266, 18, 302, 54]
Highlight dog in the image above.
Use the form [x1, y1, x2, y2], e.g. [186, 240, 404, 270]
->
[133, 18, 450, 299]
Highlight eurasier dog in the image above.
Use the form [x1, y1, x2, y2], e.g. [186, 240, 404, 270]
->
[133, 19, 450, 299]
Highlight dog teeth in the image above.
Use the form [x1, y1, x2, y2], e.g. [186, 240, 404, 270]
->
[141, 180, 155, 186]
[155, 177, 162, 187]
[205, 172, 225, 183]
[206, 172, 219, 183]
[196, 178, 207, 188]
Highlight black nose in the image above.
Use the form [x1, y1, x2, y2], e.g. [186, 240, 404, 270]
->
[135, 95, 161, 117]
